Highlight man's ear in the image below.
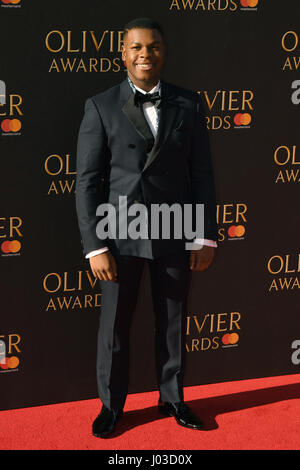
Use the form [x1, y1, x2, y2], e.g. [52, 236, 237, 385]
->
[121, 45, 126, 63]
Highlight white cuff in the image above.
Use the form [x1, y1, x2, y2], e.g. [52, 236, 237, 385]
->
[85, 247, 109, 258]
[193, 238, 218, 248]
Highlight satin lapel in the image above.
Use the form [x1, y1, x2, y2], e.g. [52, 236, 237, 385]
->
[121, 90, 154, 146]
[142, 81, 181, 172]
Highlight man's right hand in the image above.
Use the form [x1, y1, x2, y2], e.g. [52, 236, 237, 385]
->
[89, 251, 118, 282]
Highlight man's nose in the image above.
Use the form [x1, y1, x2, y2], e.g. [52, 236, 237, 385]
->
[139, 47, 152, 58]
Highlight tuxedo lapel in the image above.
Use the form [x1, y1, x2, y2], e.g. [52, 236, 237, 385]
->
[120, 78, 184, 171]
[142, 81, 182, 172]
[121, 80, 155, 151]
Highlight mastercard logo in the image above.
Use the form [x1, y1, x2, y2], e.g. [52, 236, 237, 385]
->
[1, 240, 21, 253]
[240, 0, 258, 7]
[0, 356, 19, 369]
[228, 225, 245, 238]
[1, 119, 22, 133]
[234, 113, 251, 126]
[1, 0, 21, 4]
[222, 333, 239, 345]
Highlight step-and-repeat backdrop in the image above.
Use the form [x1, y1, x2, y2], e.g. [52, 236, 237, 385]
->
[1, 0, 299, 410]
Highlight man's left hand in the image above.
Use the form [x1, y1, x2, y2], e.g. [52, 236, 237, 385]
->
[189, 246, 215, 271]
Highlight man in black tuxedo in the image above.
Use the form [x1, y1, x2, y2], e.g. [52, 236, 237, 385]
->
[76, 18, 217, 437]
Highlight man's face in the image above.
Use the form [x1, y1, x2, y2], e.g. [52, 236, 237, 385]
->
[122, 28, 166, 90]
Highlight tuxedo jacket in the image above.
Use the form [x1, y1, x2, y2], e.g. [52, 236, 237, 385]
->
[75, 78, 217, 259]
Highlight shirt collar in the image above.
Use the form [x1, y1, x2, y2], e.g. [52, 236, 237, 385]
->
[127, 75, 161, 96]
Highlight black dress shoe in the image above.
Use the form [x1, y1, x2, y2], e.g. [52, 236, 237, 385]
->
[92, 405, 123, 438]
[158, 400, 203, 430]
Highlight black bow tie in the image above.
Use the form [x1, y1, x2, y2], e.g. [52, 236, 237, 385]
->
[134, 90, 161, 107]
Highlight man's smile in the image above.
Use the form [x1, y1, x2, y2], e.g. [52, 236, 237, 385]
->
[135, 63, 155, 71]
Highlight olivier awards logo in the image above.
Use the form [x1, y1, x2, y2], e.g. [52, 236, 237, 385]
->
[273, 145, 300, 183]
[0, 216, 23, 256]
[281, 31, 300, 105]
[281, 31, 300, 72]
[217, 203, 247, 242]
[45, 30, 124, 73]
[186, 311, 241, 352]
[43, 269, 101, 312]
[169, 0, 258, 12]
[45, 153, 76, 196]
[0, 334, 21, 373]
[198, 89, 254, 130]
[0, 80, 23, 135]
[267, 253, 300, 292]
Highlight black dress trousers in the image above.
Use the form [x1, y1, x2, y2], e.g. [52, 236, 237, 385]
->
[96, 250, 191, 411]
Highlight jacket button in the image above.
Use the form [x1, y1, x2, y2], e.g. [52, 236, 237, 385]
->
[128, 143, 136, 149]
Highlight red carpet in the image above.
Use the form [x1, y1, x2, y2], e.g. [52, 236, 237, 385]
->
[0, 374, 299, 450]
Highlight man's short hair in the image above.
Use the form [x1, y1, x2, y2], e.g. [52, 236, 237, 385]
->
[123, 17, 164, 39]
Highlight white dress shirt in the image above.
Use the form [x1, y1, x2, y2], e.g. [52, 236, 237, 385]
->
[86, 81, 217, 259]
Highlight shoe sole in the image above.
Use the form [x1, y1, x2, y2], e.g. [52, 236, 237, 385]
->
[158, 406, 204, 430]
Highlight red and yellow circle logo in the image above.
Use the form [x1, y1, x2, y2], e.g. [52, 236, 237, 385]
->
[1, 0, 22, 4]
[1, 240, 21, 254]
[0, 356, 20, 369]
[227, 225, 245, 238]
[240, 0, 258, 7]
[1, 119, 22, 132]
[222, 333, 239, 345]
[234, 113, 252, 126]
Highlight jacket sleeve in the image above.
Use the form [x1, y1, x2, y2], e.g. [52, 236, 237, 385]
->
[187, 94, 218, 241]
[75, 98, 110, 256]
